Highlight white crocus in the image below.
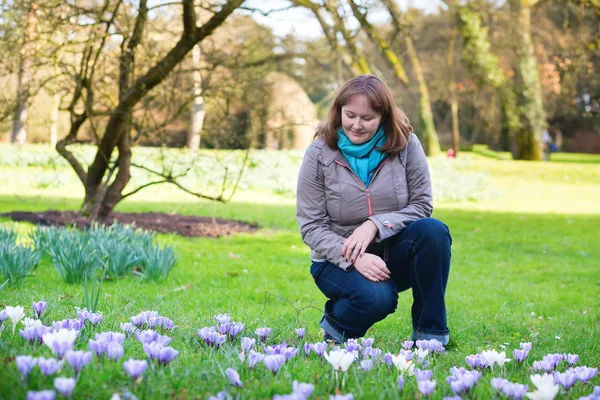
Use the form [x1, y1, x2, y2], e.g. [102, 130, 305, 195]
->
[526, 373, 560, 400]
[5, 306, 25, 333]
[21, 317, 42, 329]
[415, 348, 429, 361]
[324, 349, 355, 372]
[481, 349, 510, 369]
[391, 354, 415, 375]
[42, 329, 79, 351]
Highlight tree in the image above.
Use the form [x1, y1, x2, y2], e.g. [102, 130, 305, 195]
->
[51, 0, 245, 218]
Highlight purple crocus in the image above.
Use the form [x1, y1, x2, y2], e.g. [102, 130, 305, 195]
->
[38, 357, 63, 377]
[214, 314, 231, 325]
[88, 338, 109, 356]
[96, 331, 125, 343]
[513, 349, 529, 363]
[76, 309, 91, 322]
[65, 351, 92, 376]
[416, 339, 445, 354]
[248, 350, 264, 369]
[398, 375, 405, 392]
[359, 359, 373, 371]
[255, 327, 272, 342]
[20, 324, 51, 345]
[156, 346, 179, 366]
[360, 337, 374, 348]
[123, 359, 148, 379]
[553, 369, 578, 390]
[135, 329, 160, 344]
[292, 380, 314, 398]
[43, 329, 78, 359]
[574, 366, 598, 383]
[225, 368, 243, 387]
[384, 352, 394, 367]
[304, 343, 311, 357]
[52, 319, 84, 331]
[362, 347, 382, 359]
[418, 379, 436, 398]
[309, 341, 328, 357]
[106, 342, 124, 361]
[54, 377, 76, 398]
[503, 382, 529, 400]
[542, 353, 564, 370]
[120, 322, 136, 335]
[241, 337, 255, 352]
[32, 301, 47, 319]
[0, 309, 7, 322]
[228, 322, 245, 341]
[414, 368, 433, 381]
[533, 360, 555, 373]
[402, 340, 414, 350]
[295, 328, 306, 339]
[16, 355, 38, 381]
[263, 354, 286, 374]
[566, 354, 579, 366]
[520, 342, 532, 351]
[26, 391, 55, 400]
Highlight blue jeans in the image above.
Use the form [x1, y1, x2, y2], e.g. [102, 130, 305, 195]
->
[310, 218, 452, 342]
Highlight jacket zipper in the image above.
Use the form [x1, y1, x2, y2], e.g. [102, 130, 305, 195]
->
[334, 158, 388, 217]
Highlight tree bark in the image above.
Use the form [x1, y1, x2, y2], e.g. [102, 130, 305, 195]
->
[378, 0, 440, 155]
[445, 0, 460, 156]
[11, 0, 38, 145]
[187, 45, 204, 151]
[510, 0, 546, 160]
[49, 93, 59, 148]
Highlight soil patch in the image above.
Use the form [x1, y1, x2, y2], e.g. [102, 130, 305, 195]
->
[2, 210, 258, 238]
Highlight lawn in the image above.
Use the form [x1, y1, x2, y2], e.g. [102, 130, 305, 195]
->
[0, 144, 599, 399]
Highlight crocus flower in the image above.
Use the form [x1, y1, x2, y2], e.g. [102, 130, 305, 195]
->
[295, 328, 306, 339]
[135, 329, 159, 344]
[32, 301, 47, 319]
[241, 337, 255, 352]
[415, 348, 429, 364]
[255, 327, 272, 341]
[248, 350, 264, 369]
[228, 322, 244, 341]
[542, 354, 564, 370]
[416, 339, 445, 354]
[414, 368, 433, 381]
[309, 342, 328, 357]
[362, 347, 382, 359]
[481, 350, 511, 369]
[533, 360, 555, 374]
[120, 323, 136, 335]
[391, 354, 415, 375]
[359, 359, 373, 371]
[304, 343, 311, 357]
[16, 355, 38, 381]
[214, 314, 231, 324]
[26, 391, 55, 400]
[324, 349, 354, 372]
[574, 366, 598, 383]
[466, 354, 487, 369]
[402, 340, 414, 350]
[52, 319, 84, 331]
[96, 331, 125, 343]
[553, 370, 578, 390]
[344, 339, 361, 352]
[566, 354, 579, 367]
[520, 342, 532, 351]
[292, 380, 314, 398]
[5, 305, 25, 333]
[54, 377, 76, 398]
[76, 309, 91, 322]
[123, 359, 148, 379]
[20, 324, 51, 345]
[514, 349, 529, 363]
[156, 346, 179, 366]
[225, 368, 243, 387]
[42, 329, 78, 359]
[282, 347, 299, 360]
[88, 338, 109, 356]
[106, 342, 124, 361]
[38, 357, 63, 377]
[88, 313, 102, 325]
[65, 351, 92, 376]
[263, 354, 286, 374]
[397, 376, 405, 392]
[526, 373, 559, 400]
[418, 379, 436, 397]
[0, 309, 7, 322]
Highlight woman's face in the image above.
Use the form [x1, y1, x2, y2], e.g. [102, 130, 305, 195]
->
[341, 94, 383, 145]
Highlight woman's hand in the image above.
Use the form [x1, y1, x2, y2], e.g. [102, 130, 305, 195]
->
[353, 253, 390, 282]
[342, 220, 378, 263]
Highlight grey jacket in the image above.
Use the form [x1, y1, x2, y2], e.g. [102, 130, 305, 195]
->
[296, 133, 433, 270]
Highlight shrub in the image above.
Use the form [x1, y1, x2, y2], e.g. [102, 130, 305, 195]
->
[136, 243, 177, 281]
[0, 242, 41, 285]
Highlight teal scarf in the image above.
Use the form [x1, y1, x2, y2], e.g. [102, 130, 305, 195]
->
[337, 126, 386, 188]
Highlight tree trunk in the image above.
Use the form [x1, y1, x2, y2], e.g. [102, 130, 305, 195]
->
[11, 0, 38, 145]
[49, 93, 59, 148]
[510, 0, 546, 160]
[187, 45, 203, 151]
[446, 1, 460, 156]
[405, 36, 441, 156]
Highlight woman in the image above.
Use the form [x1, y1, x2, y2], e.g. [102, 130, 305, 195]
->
[296, 75, 452, 345]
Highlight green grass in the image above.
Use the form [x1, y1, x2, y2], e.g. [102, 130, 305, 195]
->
[471, 144, 600, 163]
[1, 146, 600, 399]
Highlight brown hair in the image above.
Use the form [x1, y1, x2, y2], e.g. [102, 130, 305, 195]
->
[315, 74, 413, 156]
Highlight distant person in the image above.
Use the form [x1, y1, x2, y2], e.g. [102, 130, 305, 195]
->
[296, 75, 452, 345]
[542, 129, 557, 161]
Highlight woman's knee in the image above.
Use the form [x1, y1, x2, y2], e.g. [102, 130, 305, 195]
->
[408, 218, 452, 248]
[349, 285, 398, 321]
